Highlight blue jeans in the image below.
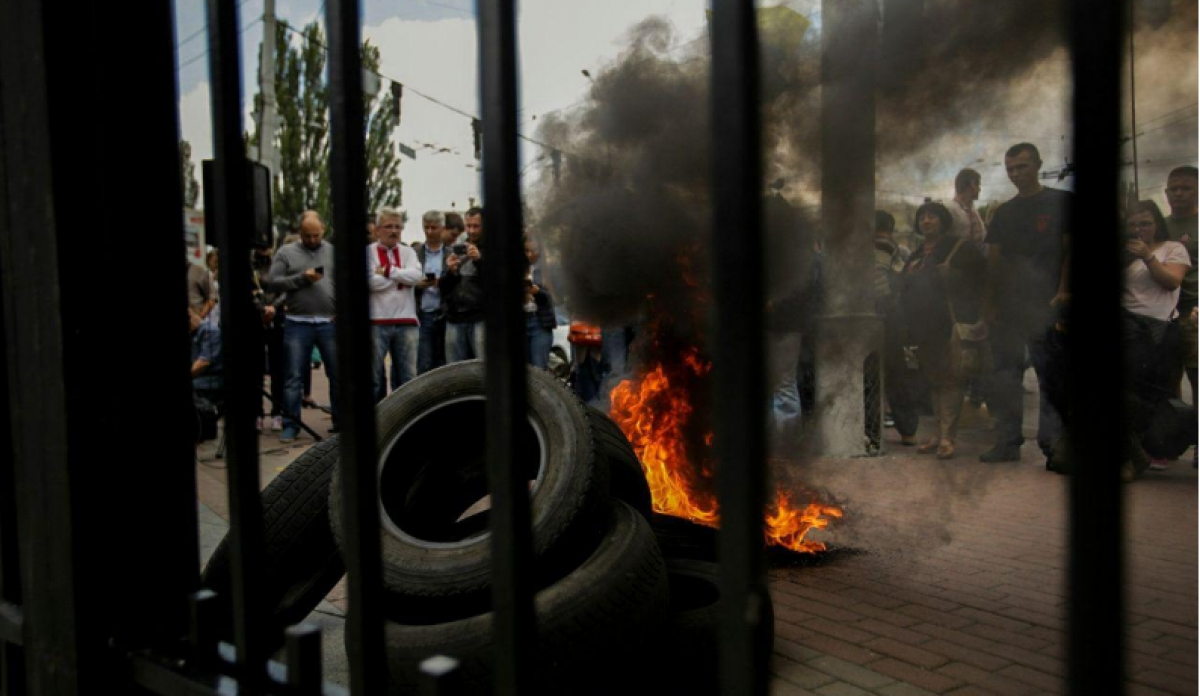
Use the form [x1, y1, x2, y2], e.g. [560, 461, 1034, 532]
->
[417, 310, 446, 374]
[446, 320, 485, 363]
[374, 324, 419, 402]
[527, 314, 553, 369]
[284, 320, 338, 429]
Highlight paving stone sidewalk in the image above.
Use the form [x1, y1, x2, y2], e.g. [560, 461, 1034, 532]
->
[196, 372, 1197, 695]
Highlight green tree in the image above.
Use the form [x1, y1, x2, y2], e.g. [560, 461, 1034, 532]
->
[180, 140, 200, 209]
[250, 23, 402, 232]
[251, 20, 331, 229]
[363, 42, 402, 213]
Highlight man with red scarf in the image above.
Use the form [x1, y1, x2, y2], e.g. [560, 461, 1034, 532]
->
[368, 207, 425, 401]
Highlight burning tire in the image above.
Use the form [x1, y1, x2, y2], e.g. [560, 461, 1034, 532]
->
[201, 436, 345, 647]
[329, 361, 611, 620]
[378, 501, 669, 695]
[649, 512, 718, 562]
[585, 405, 653, 520]
[647, 559, 775, 695]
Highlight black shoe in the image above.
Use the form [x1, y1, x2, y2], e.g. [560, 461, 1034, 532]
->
[980, 444, 1021, 463]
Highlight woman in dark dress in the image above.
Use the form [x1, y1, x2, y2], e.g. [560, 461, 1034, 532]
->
[898, 202, 987, 459]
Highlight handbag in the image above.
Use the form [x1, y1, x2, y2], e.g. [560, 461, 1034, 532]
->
[939, 240, 992, 376]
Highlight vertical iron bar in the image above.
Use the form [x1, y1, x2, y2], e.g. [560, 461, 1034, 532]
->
[1067, 0, 1125, 693]
[710, 1, 768, 695]
[325, 1, 387, 693]
[478, 1, 536, 694]
[189, 590, 219, 663]
[0, 44, 27, 695]
[284, 624, 323, 693]
[206, 0, 269, 679]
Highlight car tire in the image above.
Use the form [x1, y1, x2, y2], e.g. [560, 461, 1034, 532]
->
[329, 361, 610, 620]
[585, 406, 653, 520]
[201, 436, 344, 647]
[379, 501, 669, 695]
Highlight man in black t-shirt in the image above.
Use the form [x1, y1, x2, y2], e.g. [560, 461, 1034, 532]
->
[980, 143, 1071, 463]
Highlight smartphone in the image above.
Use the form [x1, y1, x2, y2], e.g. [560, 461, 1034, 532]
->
[426, 272, 437, 282]
[523, 278, 534, 287]
[314, 266, 325, 275]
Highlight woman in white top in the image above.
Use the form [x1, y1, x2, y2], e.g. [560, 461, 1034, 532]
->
[1122, 200, 1191, 478]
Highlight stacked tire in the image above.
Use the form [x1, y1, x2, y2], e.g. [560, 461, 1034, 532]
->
[201, 360, 771, 695]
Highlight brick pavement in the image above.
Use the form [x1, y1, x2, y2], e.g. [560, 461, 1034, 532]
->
[196, 370, 1197, 695]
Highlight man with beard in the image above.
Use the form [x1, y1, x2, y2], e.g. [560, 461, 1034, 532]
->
[267, 211, 339, 443]
[979, 143, 1071, 464]
[441, 206, 486, 362]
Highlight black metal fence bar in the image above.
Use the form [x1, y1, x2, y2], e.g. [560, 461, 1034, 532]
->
[1067, 0, 1125, 692]
[205, 0, 270, 678]
[478, 0, 536, 693]
[710, 1, 769, 694]
[325, 0, 388, 692]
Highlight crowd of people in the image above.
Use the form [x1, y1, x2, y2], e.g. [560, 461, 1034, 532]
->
[186, 141, 1196, 477]
[187, 206, 565, 445]
[872, 143, 1196, 480]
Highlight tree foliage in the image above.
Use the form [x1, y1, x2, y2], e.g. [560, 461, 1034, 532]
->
[180, 140, 200, 209]
[250, 22, 402, 233]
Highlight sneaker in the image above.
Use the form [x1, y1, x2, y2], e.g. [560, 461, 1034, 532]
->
[255, 417, 263, 433]
[279, 426, 299, 444]
[980, 444, 1021, 463]
[884, 415, 896, 428]
[1147, 458, 1170, 472]
[271, 415, 283, 431]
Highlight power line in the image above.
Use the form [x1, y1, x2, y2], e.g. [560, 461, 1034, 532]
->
[178, 15, 265, 70]
[176, 0, 258, 49]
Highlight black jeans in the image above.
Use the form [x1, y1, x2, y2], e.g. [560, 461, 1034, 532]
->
[987, 313, 1063, 454]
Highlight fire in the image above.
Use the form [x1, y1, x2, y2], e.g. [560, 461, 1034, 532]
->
[610, 351, 842, 554]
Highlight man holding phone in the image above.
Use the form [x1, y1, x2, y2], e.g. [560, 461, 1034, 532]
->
[368, 207, 425, 401]
[414, 210, 451, 373]
[440, 206, 487, 363]
[267, 210, 339, 443]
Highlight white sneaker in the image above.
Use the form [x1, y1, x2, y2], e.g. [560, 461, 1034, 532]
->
[271, 415, 283, 431]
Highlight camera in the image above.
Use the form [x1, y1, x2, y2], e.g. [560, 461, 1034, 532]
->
[453, 243, 468, 256]
[314, 266, 325, 275]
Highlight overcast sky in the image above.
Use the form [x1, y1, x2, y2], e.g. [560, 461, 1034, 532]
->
[175, 0, 1197, 244]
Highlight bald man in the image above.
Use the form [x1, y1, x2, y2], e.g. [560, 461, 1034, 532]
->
[267, 211, 339, 442]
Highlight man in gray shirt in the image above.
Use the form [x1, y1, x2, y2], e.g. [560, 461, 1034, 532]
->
[267, 211, 338, 442]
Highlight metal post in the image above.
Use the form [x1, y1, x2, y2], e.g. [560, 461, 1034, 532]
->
[478, 1, 536, 693]
[1067, 0, 1125, 692]
[206, 0, 269, 678]
[258, 0, 280, 181]
[710, 1, 768, 695]
[325, 1, 387, 693]
[816, 0, 883, 457]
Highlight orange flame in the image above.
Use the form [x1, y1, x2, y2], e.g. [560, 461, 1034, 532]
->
[610, 354, 842, 554]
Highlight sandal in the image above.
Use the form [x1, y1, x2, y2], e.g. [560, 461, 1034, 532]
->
[917, 436, 940, 454]
[936, 439, 955, 459]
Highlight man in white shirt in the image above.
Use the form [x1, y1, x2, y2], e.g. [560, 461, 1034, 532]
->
[948, 168, 987, 251]
[368, 207, 425, 401]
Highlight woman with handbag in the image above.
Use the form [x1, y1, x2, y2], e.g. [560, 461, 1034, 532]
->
[899, 202, 987, 459]
[1121, 200, 1191, 480]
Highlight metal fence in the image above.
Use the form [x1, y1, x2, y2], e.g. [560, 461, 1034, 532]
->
[0, 0, 1125, 694]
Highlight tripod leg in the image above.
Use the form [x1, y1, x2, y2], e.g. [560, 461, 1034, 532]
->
[263, 389, 323, 442]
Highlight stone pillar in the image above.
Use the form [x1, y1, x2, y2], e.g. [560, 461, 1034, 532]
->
[815, 0, 884, 457]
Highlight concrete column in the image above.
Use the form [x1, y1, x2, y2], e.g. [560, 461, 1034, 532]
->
[815, 0, 883, 457]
